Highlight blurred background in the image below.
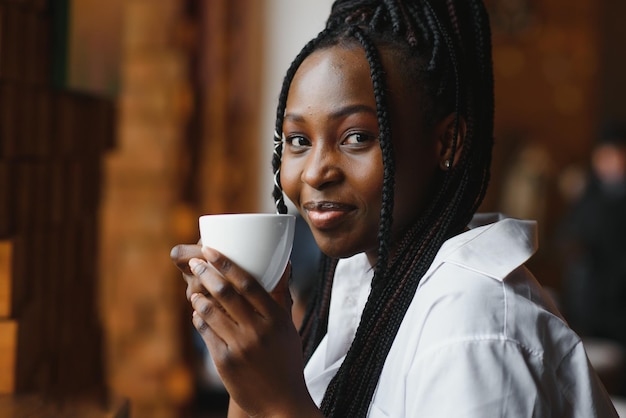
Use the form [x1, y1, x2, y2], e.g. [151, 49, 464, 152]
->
[1, 0, 625, 417]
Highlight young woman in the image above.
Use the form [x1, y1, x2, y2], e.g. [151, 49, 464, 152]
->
[171, 0, 618, 416]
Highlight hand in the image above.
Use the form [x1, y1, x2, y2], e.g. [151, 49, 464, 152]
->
[186, 246, 320, 417]
[170, 241, 295, 319]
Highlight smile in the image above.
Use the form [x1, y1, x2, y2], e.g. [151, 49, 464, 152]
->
[302, 201, 355, 230]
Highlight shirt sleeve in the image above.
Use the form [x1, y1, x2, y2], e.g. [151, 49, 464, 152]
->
[556, 341, 619, 418]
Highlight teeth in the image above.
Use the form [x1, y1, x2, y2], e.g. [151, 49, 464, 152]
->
[304, 201, 351, 211]
[316, 202, 348, 210]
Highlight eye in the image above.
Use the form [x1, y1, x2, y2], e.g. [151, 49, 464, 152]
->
[284, 135, 311, 150]
[342, 132, 377, 146]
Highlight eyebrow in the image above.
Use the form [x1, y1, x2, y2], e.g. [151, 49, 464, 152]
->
[284, 104, 377, 123]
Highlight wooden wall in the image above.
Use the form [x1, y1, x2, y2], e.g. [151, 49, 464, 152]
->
[0, 0, 118, 414]
[98, 1, 263, 416]
[98, 1, 196, 417]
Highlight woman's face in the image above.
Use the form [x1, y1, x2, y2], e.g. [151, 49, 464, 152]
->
[280, 44, 442, 264]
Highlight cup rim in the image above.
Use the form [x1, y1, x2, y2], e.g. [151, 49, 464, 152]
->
[199, 213, 295, 219]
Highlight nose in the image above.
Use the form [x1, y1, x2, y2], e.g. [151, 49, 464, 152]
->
[301, 142, 343, 189]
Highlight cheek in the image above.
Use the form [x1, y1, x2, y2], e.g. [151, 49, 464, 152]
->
[359, 159, 384, 203]
[279, 158, 300, 205]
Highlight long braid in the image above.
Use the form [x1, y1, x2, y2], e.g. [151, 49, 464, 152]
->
[351, 27, 396, 280]
[300, 255, 337, 360]
[271, 0, 494, 416]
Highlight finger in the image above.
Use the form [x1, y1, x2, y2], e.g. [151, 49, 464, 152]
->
[189, 257, 261, 325]
[200, 247, 276, 317]
[170, 244, 203, 274]
[191, 306, 228, 349]
[184, 274, 210, 301]
[191, 292, 238, 331]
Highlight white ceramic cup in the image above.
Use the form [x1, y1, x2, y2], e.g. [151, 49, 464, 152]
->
[198, 213, 296, 291]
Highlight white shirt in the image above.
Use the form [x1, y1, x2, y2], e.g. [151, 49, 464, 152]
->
[303, 213, 618, 417]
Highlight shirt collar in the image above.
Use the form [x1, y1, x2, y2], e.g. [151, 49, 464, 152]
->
[419, 213, 538, 287]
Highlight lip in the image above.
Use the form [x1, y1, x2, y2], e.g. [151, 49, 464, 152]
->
[302, 200, 355, 230]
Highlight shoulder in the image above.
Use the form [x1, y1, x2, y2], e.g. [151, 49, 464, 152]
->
[400, 213, 580, 365]
[409, 262, 575, 359]
[372, 216, 617, 416]
[376, 264, 604, 416]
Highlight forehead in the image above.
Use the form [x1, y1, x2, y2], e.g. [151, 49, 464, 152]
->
[285, 44, 422, 122]
[286, 45, 375, 111]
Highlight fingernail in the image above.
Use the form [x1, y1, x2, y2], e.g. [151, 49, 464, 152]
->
[190, 293, 200, 303]
[189, 258, 206, 274]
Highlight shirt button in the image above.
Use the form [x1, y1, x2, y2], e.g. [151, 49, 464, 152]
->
[345, 296, 356, 307]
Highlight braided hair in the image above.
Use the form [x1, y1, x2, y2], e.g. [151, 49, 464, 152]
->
[272, 0, 494, 416]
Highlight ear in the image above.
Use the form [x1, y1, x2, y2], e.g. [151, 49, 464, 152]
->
[435, 113, 466, 171]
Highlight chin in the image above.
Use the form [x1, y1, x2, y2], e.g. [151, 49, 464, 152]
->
[315, 241, 353, 259]
[316, 240, 372, 261]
